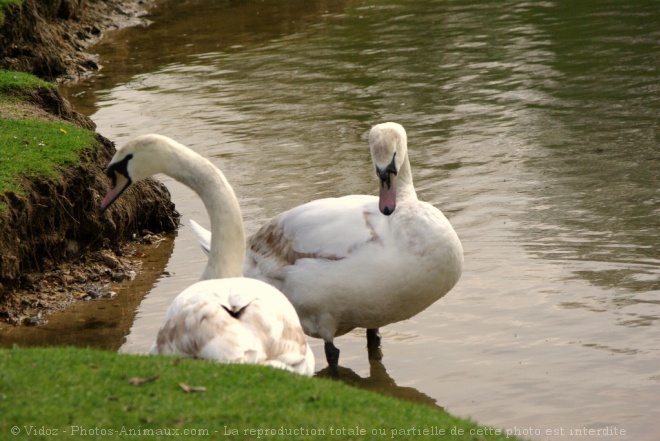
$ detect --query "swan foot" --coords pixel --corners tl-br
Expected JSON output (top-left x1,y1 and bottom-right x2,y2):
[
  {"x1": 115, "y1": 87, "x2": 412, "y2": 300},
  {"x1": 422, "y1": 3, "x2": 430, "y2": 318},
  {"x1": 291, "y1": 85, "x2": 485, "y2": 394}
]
[
  {"x1": 324, "y1": 341, "x2": 340, "y2": 375},
  {"x1": 367, "y1": 328, "x2": 383, "y2": 361}
]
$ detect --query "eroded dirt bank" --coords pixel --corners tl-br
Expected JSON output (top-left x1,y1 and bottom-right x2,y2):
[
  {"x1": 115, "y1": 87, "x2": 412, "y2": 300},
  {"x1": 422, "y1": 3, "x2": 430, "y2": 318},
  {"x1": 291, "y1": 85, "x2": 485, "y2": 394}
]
[
  {"x1": 0, "y1": 0, "x2": 153, "y2": 81},
  {"x1": 0, "y1": 0, "x2": 180, "y2": 324}
]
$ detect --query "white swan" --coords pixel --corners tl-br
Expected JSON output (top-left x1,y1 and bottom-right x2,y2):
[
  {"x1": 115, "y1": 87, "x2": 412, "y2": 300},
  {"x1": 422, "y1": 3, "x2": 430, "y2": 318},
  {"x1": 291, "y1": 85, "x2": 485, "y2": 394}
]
[
  {"x1": 191, "y1": 122, "x2": 464, "y2": 371},
  {"x1": 100, "y1": 134, "x2": 314, "y2": 376}
]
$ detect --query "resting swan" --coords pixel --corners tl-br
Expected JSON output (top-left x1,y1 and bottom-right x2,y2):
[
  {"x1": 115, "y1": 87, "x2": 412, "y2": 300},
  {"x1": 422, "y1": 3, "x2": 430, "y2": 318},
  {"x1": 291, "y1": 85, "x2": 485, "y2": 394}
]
[
  {"x1": 191, "y1": 122, "x2": 464, "y2": 371},
  {"x1": 100, "y1": 134, "x2": 314, "y2": 376}
]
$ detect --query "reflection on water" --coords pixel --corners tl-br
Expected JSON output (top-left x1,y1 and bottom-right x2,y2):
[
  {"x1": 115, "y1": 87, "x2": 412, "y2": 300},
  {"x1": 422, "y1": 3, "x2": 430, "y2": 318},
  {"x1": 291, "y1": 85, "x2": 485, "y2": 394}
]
[
  {"x1": 65, "y1": 0, "x2": 348, "y2": 116},
  {"x1": 0, "y1": 236, "x2": 175, "y2": 350},
  {"x1": 47, "y1": 0, "x2": 660, "y2": 439},
  {"x1": 316, "y1": 358, "x2": 441, "y2": 410}
]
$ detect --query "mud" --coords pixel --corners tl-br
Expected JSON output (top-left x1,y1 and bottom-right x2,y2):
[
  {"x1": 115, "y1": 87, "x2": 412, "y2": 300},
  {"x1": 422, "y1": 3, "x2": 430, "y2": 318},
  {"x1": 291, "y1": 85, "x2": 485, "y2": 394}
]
[
  {"x1": 0, "y1": 0, "x2": 154, "y2": 82},
  {"x1": 0, "y1": 0, "x2": 180, "y2": 325}
]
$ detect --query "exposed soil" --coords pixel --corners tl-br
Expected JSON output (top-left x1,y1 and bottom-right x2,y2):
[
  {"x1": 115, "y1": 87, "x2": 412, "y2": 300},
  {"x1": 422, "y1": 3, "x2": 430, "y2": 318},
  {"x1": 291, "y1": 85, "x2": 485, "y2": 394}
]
[
  {"x1": 0, "y1": 0, "x2": 154, "y2": 82},
  {"x1": 0, "y1": 0, "x2": 180, "y2": 325},
  {"x1": 1, "y1": 234, "x2": 166, "y2": 326}
]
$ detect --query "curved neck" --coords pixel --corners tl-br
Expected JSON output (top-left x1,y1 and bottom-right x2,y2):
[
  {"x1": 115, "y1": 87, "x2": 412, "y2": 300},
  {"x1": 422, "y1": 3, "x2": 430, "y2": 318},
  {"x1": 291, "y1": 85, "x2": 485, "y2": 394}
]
[{"x1": 164, "y1": 144, "x2": 245, "y2": 279}]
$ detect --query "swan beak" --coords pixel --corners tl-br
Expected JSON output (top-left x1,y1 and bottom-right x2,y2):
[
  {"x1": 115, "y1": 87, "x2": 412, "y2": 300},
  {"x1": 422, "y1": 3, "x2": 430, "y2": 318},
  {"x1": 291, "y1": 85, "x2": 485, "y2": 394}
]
[
  {"x1": 377, "y1": 153, "x2": 397, "y2": 216},
  {"x1": 100, "y1": 172, "x2": 131, "y2": 212},
  {"x1": 378, "y1": 172, "x2": 397, "y2": 216}
]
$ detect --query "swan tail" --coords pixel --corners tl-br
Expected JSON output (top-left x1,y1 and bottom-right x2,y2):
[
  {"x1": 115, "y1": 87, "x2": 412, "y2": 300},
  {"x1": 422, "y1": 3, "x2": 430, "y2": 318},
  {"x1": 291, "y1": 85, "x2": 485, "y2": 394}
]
[{"x1": 189, "y1": 219, "x2": 211, "y2": 256}]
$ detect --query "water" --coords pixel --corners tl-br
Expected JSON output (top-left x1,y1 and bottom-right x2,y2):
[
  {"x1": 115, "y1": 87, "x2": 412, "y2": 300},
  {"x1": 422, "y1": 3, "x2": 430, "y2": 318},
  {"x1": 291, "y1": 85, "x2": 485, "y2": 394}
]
[{"x1": 29, "y1": 0, "x2": 660, "y2": 438}]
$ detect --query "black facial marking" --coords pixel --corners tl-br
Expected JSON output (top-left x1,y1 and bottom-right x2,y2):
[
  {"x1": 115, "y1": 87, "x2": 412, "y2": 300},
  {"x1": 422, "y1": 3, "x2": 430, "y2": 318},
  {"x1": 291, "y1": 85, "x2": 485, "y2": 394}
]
[
  {"x1": 376, "y1": 152, "x2": 397, "y2": 189},
  {"x1": 105, "y1": 154, "x2": 133, "y2": 188},
  {"x1": 100, "y1": 153, "x2": 135, "y2": 213}
]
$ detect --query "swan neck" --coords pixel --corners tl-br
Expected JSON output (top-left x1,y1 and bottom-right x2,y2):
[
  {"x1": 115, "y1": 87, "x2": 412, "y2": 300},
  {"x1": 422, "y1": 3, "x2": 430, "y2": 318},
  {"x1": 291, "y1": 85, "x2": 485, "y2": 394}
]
[
  {"x1": 397, "y1": 153, "x2": 417, "y2": 201},
  {"x1": 165, "y1": 146, "x2": 245, "y2": 279}
]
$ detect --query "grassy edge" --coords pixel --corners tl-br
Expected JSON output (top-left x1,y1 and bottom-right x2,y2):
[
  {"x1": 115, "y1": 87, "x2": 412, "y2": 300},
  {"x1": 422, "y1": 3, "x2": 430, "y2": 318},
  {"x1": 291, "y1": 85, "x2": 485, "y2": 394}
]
[
  {"x1": 0, "y1": 0, "x2": 22, "y2": 27},
  {"x1": 0, "y1": 70, "x2": 94, "y2": 215},
  {"x1": 0, "y1": 119, "x2": 96, "y2": 215},
  {"x1": 0, "y1": 119, "x2": 96, "y2": 194},
  {"x1": 0, "y1": 69, "x2": 54, "y2": 92},
  {"x1": 0, "y1": 347, "x2": 526, "y2": 441}
]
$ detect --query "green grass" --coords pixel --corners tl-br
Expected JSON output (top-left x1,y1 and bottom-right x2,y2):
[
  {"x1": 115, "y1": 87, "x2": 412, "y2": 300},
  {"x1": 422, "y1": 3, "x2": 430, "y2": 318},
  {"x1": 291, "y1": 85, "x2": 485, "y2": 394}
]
[
  {"x1": 0, "y1": 69, "x2": 54, "y2": 93},
  {"x1": 0, "y1": 0, "x2": 23, "y2": 26},
  {"x1": 0, "y1": 118, "x2": 96, "y2": 212},
  {"x1": 0, "y1": 347, "x2": 524, "y2": 441},
  {"x1": 0, "y1": 70, "x2": 88, "y2": 214}
]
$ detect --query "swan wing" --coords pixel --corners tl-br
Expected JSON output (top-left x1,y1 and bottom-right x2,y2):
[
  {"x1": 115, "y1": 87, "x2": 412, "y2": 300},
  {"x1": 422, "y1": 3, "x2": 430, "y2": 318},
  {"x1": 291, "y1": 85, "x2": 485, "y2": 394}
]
[
  {"x1": 151, "y1": 280, "x2": 264, "y2": 363},
  {"x1": 244, "y1": 195, "x2": 388, "y2": 278},
  {"x1": 191, "y1": 195, "x2": 384, "y2": 263},
  {"x1": 233, "y1": 280, "x2": 315, "y2": 375},
  {"x1": 151, "y1": 278, "x2": 314, "y2": 375}
]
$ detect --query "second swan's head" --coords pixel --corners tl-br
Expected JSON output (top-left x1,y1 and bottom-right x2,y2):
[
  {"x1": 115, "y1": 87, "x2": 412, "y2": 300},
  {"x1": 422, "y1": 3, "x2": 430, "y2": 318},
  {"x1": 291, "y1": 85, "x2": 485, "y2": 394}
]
[
  {"x1": 100, "y1": 134, "x2": 177, "y2": 212},
  {"x1": 369, "y1": 122, "x2": 408, "y2": 216}
]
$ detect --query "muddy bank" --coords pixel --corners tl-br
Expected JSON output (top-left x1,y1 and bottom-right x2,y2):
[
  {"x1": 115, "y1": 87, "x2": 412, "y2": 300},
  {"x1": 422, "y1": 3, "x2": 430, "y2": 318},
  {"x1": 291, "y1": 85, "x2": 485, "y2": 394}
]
[
  {"x1": 0, "y1": 0, "x2": 154, "y2": 82},
  {"x1": 0, "y1": 86, "x2": 179, "y2": 323},
  {"x1": 0, "y1": 0, "x2": 180, "y2": 324}
]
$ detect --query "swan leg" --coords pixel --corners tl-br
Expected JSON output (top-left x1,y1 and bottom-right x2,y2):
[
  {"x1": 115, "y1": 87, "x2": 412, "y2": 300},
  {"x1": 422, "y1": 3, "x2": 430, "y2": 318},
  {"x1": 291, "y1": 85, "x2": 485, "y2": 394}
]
[
  {"x1": 367, "y1": 328, "x2": 383, "y2": 361},
  {"x1": 324, "y1": 341, "x2": 340, "y2": 373}
]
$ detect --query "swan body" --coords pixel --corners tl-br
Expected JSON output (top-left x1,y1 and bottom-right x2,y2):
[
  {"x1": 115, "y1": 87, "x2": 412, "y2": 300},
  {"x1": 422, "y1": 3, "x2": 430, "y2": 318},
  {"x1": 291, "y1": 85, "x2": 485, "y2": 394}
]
[
  {"x1": 100, "y1": 134, "x2": 314, "y2": 376},
  {"x1": 149, "y1": 278, "x2": 314, "y2": 375},
  {"x1": 191, "y1": 123, "x2": 464, "y2": 370}
]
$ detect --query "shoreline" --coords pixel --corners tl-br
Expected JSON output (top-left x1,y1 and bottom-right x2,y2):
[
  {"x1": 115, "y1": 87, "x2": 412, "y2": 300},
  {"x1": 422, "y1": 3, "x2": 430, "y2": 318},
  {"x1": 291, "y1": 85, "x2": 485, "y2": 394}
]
[
  {"x1": 0, "y1": 0, "x2": 156, "y2": 82},
  {"x1": 0, "y1": 0, "x2": 179, "y2": 325}
]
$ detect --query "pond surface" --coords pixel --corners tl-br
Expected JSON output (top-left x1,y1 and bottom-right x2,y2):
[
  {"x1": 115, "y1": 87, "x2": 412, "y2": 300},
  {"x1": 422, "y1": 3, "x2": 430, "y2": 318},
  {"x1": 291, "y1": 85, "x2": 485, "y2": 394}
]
[{"x1": 30, "y1": 0, "x2": 660, "y2": 438}]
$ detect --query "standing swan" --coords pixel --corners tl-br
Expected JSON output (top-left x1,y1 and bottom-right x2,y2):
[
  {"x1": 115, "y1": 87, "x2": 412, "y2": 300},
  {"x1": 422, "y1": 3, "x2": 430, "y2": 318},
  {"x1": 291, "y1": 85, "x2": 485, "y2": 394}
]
[
  {"x1": 100, "y1": 134, "x2": 314, "y2": 376},
  {"x1": 191, "y1": 123, "x2": 464, "y2": 371}
]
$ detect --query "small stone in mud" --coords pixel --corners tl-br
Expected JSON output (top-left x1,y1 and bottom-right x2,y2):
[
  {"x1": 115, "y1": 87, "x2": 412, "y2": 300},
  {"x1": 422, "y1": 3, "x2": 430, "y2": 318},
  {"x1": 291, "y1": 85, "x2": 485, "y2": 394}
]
[
  {"x1": 112, "y1": 272, "x2": 128, "y2": 282},
  {"x1": 102, "y1": 291, "x2": 117, "y2": 299},
  {"x1": 86, "y1": 287, "x2": 102, "y2": 299},
  {"x1": 101, "y1": 253, "x2": 121, "y2": 269},
  {"x1": 23, "y1": 313, "x2": 46, "y2": 326},
  {"x1": 142, "y1": 234, "x2": 159, "y2": 244}
]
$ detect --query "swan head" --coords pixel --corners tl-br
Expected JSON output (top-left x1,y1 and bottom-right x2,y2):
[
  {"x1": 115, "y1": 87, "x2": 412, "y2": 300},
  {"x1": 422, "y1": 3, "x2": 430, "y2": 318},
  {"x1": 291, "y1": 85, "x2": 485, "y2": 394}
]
[
  {"x1": 100, "y1": 134, "x2": 173, "y2": 211},
  {"x1": 369, "y1": 122, "x2": 408, "y2": 216}
]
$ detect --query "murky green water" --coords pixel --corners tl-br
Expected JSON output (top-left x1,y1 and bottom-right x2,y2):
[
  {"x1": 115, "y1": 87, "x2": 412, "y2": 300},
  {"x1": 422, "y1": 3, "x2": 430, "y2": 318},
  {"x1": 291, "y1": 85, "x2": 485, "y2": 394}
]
[{"x1": 25, "y1": 0, "x2": 660, "y2": 437}]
